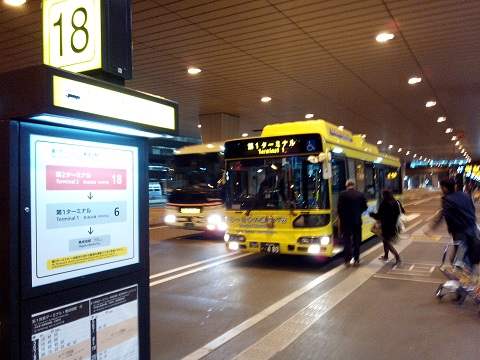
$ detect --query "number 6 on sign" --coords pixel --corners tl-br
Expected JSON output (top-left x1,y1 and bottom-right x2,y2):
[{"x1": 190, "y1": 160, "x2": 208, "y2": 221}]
[{"x1": 43, "y1": 0, "x2": 102, "y2": 73}]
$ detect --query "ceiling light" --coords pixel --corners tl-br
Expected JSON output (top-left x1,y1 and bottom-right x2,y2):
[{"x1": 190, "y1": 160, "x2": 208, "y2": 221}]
[
  {"x1": 425, "y1": 100, "x2": 437, "y2": 108},
  {"x1": 398, "y1": 148, "x2": 403, "y2": 153},
  {"x1": 261, "y1": 96, "x2": 272, "y2": 103},
  {"x1": 3, "y1": 0, "x2": 26, "y2": 6},
  {"x1": 445, "y1": 128, "x2": 453, "y2": 134},
  {"x1": 455, "y1": 141, "x2": 460, "y2": 146},
  {"x1": 377, "y1": 140, "x2": 383, "y2": 145},
  {"x1": 408, "y1": 76, "x2": 422, "y2": 85},
  {"x1": 406, "y1": 151, "x2": 411, "y2": 155},
  {"x1": 413, "y1": 154, "x2": 417, "y2": 158},
  {"x1": 419, "y1": 156, "x2": 423, "y2": 160},
  {"x1": 338, "y1": 125, "x2": 344, "y2": 130},
  {"x1": 305, "y1": 113, "x2": 314, "y2": 119},
  {"x1": 388, "y1": 144, "x2": 393, "y2": 149},
  {"x1": 241, "y1": 133, "x2": 248, "y2": 137},
  {"x1": 187, "y1": 67, "x2": 202, "y2": 75},
  {"x1": 451, "y1": 135, "x2": 457, "y2": 141},
  {"x1": 197, "y1": 124, "x2": 202, "y2": 128},
  {"x1": 437, "y1": 116, "x2": 446, "y2": 123},
  {"x1": 361, "y1": 134, "x2": 367, "y2": 139},
  {"x1": 376, "y1": 32, "x2": 395, "y2": 43}
]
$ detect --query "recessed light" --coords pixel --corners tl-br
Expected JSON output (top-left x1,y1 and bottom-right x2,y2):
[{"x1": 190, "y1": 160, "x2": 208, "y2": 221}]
[
  {"x1": 437, "y1": 116, "x2": 446, "y2": 123},
  {"x1": 338, "y1": 125, "x2": 344, "y2": 130},
  {"x1": 455, "y1": 141, "x2": 460, "y2": 146},
  {"x1": 425, "y1": 100, "x2": 437, "y2": 108},
  {"x1": 388, "y1": 144, "x2": 393, "y2": 149},
  {"x1": 241, "y1": 133, "x2": 248, "y2": 137},
  {"x1": 408, "y1": 76, "x2": 422, "y2": 85},
  {"x1": 406, "y1": 151, "x2": 411, "y2": 155},
  {"x1": 197, "y1": 124, "x2": 202, "y2": 128},
  {"x1": 261, "y1": 96, "x2": 272, "y2": 103},
  {"x1": 305, "y1": 113, "x2": 314, "y2": 119},
  {"x1": 451, "y1": 136, "x2": 457, "y2": 141},
  {"x1": 419, "y1": 156, "x2": 423, "y2": 160},
  {"x1": 3, "y1": 0, "x2": 26, "y2": 6},
  {"x1": 445, "y1": 128, "x2": 453, "y2": 133},
  {"x1": 413, "y1": 154, "x2": 417, "y2": 158},
  {"x1": 376, "y1": 32, "x2": 395, "y2": 43},
  {"x1": 377, "y1": 140, "x2": 383, "y2": 145},
  {"x1": 398, "y1": 148, "x2": 403, "y2": 153},
  {"x1": 187, "y1": 67, "x2": 202, "y2": 75}
]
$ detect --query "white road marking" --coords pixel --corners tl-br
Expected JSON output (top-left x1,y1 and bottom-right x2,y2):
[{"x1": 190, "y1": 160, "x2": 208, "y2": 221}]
[
  {"x1": 233, "y1": 236, "x2": 413, "y2": 360},
  {"x1": 182, "y1": 240, "x2": 390, "y2": 360},
  {"x1": 409, "y1": 265, "x2": 414, "y2": 271},
  {"x1": 404, "y1": 213, "x2": 420, "y2": 222},
  {"x1": 149, "y1": 225, "x2": 168, "y2": 230},
  {"x1": 150, "y1": 253, "x2": 252, "y2": 287},
  {"x1": 373, "y1": 274, "x2": 443, "y2": 284},
  {"x1": 150, "y1": 252, "x2": 240, "y2": 280}
]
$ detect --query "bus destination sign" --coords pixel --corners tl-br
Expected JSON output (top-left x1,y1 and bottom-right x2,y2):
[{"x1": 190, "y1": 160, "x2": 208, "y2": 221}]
[{"x1": 225, "y1": 134, "x2": 322, "y2": 158}]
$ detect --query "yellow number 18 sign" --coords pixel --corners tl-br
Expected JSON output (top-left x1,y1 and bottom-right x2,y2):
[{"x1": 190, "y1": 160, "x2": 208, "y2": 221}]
[{"x1": 43, "y1": 0, "x2": 102, "y2": 73}]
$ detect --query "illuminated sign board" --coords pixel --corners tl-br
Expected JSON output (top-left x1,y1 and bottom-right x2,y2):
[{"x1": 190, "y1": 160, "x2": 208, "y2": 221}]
[
  {"x1": 43, "y1": 0, "x2": 103, "y2": 73},
  {"x1": 409, "y1": 159, "x2": 467, "y2": 169},
  {"x1": 464, "y1": 164, "x2": 480, "y2": 180},
  {"x1": 225, "y1": 134, "x2": 322, "y2": 158},
  {"x1": 53, "y1": 75, "x2": 176, "y2": 131},
  {"x1": 30, "y1": 134, "x2": 139, "y2": 287},
  {"x1": 31, "y1": 285, "x2": 139, "y2": 359}
]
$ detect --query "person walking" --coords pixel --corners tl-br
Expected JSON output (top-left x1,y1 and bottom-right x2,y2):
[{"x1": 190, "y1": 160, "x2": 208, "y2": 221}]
[
  {"x1": 431, "y1": 178, "x2": 480, "y2": 269},
  {"x1": 338, "y1": 179, "x2": 368, "y2": 266},
  {"x1": 370, "y1": 189, "x2": 402, "y2": 266}
]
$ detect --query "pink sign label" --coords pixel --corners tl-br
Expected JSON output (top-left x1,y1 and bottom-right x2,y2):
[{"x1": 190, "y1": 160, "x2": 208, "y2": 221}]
[{"x1": 46, "y1": 165, "x2": 127, "y2": 190}]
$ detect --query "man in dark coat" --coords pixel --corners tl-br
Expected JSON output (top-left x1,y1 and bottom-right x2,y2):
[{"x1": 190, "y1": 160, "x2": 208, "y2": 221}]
[
  {"x1": 338, "y1": 179, "x2": 368, "y2": 266},
  {"x1": 432, "y1": 178, "x2": 480, "y2": 268}
]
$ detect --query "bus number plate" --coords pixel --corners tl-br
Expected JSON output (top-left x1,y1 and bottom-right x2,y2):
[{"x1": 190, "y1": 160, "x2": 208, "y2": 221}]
[{"x1": 261, "y1": 243, "x2": 280, "y2": 254}]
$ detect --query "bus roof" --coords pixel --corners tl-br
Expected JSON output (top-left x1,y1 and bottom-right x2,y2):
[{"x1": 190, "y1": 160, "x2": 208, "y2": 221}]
[
  {"x1": 175, "y1": 141, "x2": 225, "y2": 155},
  {"x1": 248, "y1": 119, "x2": 400, "y2": 167}
]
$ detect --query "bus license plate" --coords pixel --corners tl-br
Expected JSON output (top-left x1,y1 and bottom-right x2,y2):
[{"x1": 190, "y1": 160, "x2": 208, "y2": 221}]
[{"x1": 261, "y1": 243, "x2": 280, "y2": 254}]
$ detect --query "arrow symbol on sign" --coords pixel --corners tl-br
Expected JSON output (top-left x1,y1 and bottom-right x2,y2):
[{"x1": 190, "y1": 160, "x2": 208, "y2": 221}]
[
  {"x1": 87, "y1": 192, "x2": 93, "y2": 200},
  {"x1": 88, "y1": 227, "x2": 94, "y2": 235}
]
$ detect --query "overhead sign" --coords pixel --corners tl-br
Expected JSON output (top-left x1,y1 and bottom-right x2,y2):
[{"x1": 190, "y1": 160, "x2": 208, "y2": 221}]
[
  {"x1": 52, "y1": 75, "x2": 177, "y2": 131},
  {"x1": 31, "y1": 285, "x2": 139, "y2": 359},
  {"x1": 225, "y1": 134, "x2": 322, "y2": 159},
  {"x1": 43, "y1": 0, "x2": 103, "y2": 73},
  {"x1": 30, "y1": 134, "x2": 139, "y2": 287}
]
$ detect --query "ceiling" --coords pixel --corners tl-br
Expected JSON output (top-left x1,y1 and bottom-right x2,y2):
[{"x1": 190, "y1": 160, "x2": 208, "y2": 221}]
[{"x1": 1, "y1": 0, "x2": 479, "y2": 160}]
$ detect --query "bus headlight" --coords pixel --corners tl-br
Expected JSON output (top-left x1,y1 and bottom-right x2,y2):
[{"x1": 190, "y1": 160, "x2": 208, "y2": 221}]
[
  {"x1": 224, "y1": 233, "x2": 230, "y2": 242},
  {"x1": 164, "y1": 214, "x2": 176, "y2": 224},
  {"x1": 208, "y1": 214, "x2": 222, "y2": 225},
  {"x1": 320, "y1": 236, "x2": 330, "y2": 245},
  {"x1": 307, "y1": 244, "x2": 321, "y2": 254},
  {"x1": 228, "y1": 242, "x2": 240, "y2": 251}
]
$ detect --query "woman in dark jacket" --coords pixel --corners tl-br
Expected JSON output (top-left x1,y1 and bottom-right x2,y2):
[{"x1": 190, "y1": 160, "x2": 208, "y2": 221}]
[{"x1": 370, "y1": 189, "x2": 402, "y2": 265}]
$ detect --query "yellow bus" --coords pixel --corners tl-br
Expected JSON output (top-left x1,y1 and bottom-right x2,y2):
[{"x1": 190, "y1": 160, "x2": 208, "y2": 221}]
[{"x1": 223, "y1": 119, "x2": 401, "y2": 256}]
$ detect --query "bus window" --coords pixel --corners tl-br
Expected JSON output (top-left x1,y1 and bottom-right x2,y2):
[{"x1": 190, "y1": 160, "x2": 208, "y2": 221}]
[
  {"x1": 385, "y1": 167, "x2": 401, "y2": 194},
  {"x1": 347, "y1": 159, "x2": 356, "y2": 180},
  {"x1": 364, "y1": 162, "x2": 376, "y2": 199},
  {"x1": 331, "y1": 156, "x2": 346, "y2": 217},
  {"x1": 355, "y1": 161, "x2": 365, "y2": 195}
]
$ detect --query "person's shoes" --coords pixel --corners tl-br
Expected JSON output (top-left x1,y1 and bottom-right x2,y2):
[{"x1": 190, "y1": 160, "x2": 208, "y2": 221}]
[
  {"x1": 353, "y1": 260, "x2": 360, "y2": 266},
  {"x1": 378, "y1": 256, "x2": 388, "y2": 261},
  {"x1": 394, "y1": 259, "x2": 402, "y2": 267}
]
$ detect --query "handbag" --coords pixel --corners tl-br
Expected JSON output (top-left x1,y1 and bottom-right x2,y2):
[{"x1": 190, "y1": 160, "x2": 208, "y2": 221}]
[{"x1": 396, "y1": 200, "x2": 406, "y2": 233}]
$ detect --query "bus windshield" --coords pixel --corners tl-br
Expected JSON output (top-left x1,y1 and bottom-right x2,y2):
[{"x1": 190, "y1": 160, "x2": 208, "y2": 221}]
[
  {"x1": 170, "y1": 152, "x2": 223, "y2": 191},
  {"x1": 225, "y1": 156, "x2": 329, "y2": 211}
]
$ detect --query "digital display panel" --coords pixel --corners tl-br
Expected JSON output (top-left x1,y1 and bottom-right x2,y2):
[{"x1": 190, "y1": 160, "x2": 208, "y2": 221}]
[
  {"x1": 30, "y1": 134, "x2": 139, "y2": 287},
  {"x1": 225, "y1": 134, "x2": 322, "y2": 159}
]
